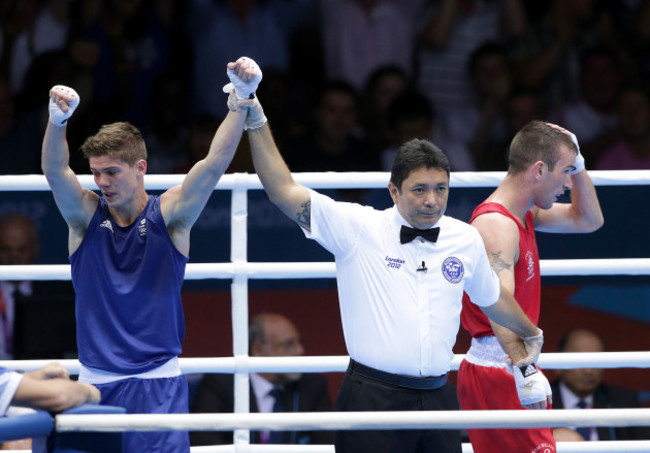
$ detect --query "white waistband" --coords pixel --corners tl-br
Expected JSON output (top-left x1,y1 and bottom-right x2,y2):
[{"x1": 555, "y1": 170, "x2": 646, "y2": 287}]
[
  {"x1": 78, "y1": 357, "x2": 181, "y2": 384},
  {"x1": 464, "y1": 336, "x2": 509, "y2": 368}
]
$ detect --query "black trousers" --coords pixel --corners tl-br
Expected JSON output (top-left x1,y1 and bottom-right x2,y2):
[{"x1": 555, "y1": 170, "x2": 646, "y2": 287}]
[{"x1": 334, "y1": 364, "x2": 462, "y2": 453}]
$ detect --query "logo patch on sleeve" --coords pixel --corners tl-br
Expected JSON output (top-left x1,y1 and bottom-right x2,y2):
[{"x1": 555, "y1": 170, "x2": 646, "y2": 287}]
[{"x1": 441, "y1": 257, "x2": 464, "y2": 283}]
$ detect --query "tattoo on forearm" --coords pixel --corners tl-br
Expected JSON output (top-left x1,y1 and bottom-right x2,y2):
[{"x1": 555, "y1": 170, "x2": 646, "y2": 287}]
[
  {"x1": 296, "y1": 200, "x2": 311, "y2": 228},
  {"x1": 490, "y1": 251, "x2": 512, "y2": 274}
]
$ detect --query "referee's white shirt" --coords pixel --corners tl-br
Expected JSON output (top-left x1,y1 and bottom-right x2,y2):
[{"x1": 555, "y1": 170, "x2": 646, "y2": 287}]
[{"x1": 303, "y1": 190, "x2": 500, "y2": 377}]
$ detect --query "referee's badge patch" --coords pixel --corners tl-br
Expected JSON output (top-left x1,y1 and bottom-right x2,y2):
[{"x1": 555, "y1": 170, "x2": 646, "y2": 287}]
[{"x1": 441, "y1": 257, "x2": 464, "y2": 283}]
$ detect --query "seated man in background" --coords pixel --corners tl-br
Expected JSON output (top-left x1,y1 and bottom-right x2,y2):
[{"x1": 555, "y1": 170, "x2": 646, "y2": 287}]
[
  {"x1": 190, "y1": 313, "x2": 333, "y2": 446},
  {"x1": 551, "y1": 328, "x2": 650, "y2": 440},
  {"x1": 0, "y1": 213, "x2": 76, "y2": 360}
]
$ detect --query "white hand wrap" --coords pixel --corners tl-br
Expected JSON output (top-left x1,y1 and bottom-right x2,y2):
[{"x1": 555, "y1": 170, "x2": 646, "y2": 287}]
[
  {"x1": 244, "y1": 97, "x2": 267, "y2": 131},
  {"x1": 48, "y1": 85, "x2": 80, "y2": 127},
  {"x1": 226, "y1": 90, "x2": 267, "y2": 130},
  {"x1": 512, "y1": 363, "x2": 552, "y2": 408},
  {"x1": 223, "y1": 56, "x2": 262, "y2": 100},
  {"x1": 568, "y1": 131, "x2": 585, "y2": 174},
  {"x1": 518, "y1": 329, "x2": 544, "y2": 367}
]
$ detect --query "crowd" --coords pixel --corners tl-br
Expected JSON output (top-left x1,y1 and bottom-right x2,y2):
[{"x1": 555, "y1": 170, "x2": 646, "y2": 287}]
[{"x1": 1, "y1": 0, "x2": 650, "y2": 178}]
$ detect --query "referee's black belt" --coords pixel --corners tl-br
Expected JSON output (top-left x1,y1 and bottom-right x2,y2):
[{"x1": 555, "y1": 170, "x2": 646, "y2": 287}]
[{"x1": 348, "y1": 359, "x2": 448, "y2": 390}]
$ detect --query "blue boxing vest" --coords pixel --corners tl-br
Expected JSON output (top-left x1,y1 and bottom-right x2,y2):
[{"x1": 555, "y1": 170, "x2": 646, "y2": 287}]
[{"x1": 70, "y1": 195, "x2": 188, "y2": 374}]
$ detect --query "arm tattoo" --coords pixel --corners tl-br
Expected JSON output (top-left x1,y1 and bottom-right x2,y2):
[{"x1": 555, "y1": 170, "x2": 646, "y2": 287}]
[
  {"x1": 490, "y1": 251, "x2": 512, "y2": 275},
  {"x1": 295, "y1": 200, "x2": 311, "y2": 229}
]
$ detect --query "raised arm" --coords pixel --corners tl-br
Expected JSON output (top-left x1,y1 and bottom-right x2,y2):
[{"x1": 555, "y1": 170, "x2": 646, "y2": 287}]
[
  {"x1": 42, "y1": 86, "x2": 99, "y2": 250},
  {"x1": 226, "y1": 57, "x2": 311, "y2": 230},
  {"x1": 247, "y1": 123, "x2": 311, "y2": 230},
  {"x1": 533, "y1": 127, "x2": 604, "y2": 233},
  {"x1": 160, "y1": 108, "x2": 246, "y2": 230}
]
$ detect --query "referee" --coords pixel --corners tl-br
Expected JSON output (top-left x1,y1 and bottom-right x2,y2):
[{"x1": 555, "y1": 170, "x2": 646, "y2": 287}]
[{"x1": 225, "y1": 57, "x2": 550, "y2": 453}]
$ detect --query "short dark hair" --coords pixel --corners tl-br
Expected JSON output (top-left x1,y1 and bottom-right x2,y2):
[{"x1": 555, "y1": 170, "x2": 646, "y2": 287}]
[
  {"x1": 390, "y1": 139, "x2": 450, "y2": 190},
  {"x1": 508, "y1": 121, "x2": 576, "y2": 175},
  {"x1": 81, "y1": 122, "x2": 147, "y2": 166}
]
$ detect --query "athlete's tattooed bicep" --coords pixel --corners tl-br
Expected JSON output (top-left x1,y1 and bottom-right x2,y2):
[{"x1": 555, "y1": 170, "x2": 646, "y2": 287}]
[
  {"x1": 295, "y1": 200, "x2": 311, "y2": 229},
  {"x1": 490, "y1": 251, "x2": 512, "y2": 275}
]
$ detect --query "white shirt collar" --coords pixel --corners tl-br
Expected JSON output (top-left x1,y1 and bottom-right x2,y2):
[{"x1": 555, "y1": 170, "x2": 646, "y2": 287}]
[{"x1": 559, "y1": 380, "x2": 594, "y2": 408}]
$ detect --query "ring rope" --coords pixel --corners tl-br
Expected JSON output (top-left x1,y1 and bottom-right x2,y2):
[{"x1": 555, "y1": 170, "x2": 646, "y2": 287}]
[
  {"x1": 2, "y1": 258, "x2": 650, "y2": 281},
  {"x1": 1, "y1": 170, "x2": 649, "y2": 192},
  {"x1": 2, "y1": 351, "x2": 650, "y2": 375},
  {"x1": 55, "y1": 409, "x2": 650, "y2": 432},
  {"x1": 189, "y1": 443, "x2": 650, "y2": 453}
]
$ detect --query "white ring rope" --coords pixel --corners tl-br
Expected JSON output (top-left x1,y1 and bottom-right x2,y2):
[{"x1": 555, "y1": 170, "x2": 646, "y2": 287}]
[
  {"x1": 0, "y1": 170, "x2": 649, "y2": 191},
  {"x1": 55, "y1": 409, "x2": 650, "y2": 432},
  {"x1": 2, "y1": 351, "x2": 650, "y2": 375},
  {"x1": 2, "y1": 257, "x2": 650, "y2": 281},
  {"x1": 189, "y1": 443, "x2": 650, "y2": 453}
]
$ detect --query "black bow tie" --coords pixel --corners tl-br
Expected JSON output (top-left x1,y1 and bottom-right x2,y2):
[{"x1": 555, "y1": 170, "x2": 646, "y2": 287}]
[{"x1": 400, "y1": 225, "x2": 440, "y2": 244}]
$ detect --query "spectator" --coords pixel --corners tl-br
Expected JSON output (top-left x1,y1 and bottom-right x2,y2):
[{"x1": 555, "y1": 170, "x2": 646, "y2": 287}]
[
  {"x1": 439, "y1": 42, "x2": 515, "y2": 171},
  {"x1": 381, "y1": 89, "x2": 435, "y2": 171},
  {"x1": 9, "y1": 0, "x2": 70, "y2": 96},
  {"x1": 190, "y1": 312, "x2": 333, "y2": 446},
  {"x1": 285, "y1": 80, "x2": 379, "y2": 172},
  {"x1": 505, "y1": 89, "x2": 548, "y2": 136},
  {"x1": 551, "y1": 328, "x2": 650, "y2": 441},
  {"x1": 78, "y1": 0, "x2": 179, "y2": 129},
  {"x1": 551, "y1": 45, "x2": 625, "y2": 160},
  {"x1": 361, "y1": 65, "x2": 411, "y2": 152},
  {"x1": 595, "y1": 86, "x2": 650, "y2": 170},
  {"x1": 0, "y1": 77, "x2": 42, "y2": 174},
  {"x1": 416, "y1": 0, "x2": 527, "y2": 125},
  {"x1": 0, "y1": 213, "x2": 75, "y2": 360},
  {"x1": 284, "y1": 79, "x2": 380, "y2": 202},
  {"x1": 144, "y1": 72, "x2": 190, "y2": 174},
  {"x1": 512, "y1": 0, "x2": 629, "y2": 114},
  {"x1": 186, "y1": 0, "x2": 293, "y2": 118},
  {"x1": 318, "y1": 0, "x2": 418, "y2": 90}
]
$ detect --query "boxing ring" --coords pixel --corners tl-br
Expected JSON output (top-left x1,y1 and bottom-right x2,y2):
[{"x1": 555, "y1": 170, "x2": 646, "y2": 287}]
[{"x1": 1, "y1": 170, "x2": 650, "y2": 452}]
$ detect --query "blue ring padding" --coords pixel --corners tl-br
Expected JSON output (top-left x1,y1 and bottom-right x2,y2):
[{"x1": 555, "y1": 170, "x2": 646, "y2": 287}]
[
  {"x1": 59, "y1": 404, "x2": 126, "y2": 415},
  {"x1": 0, "y1": 410, "x2": 53, "y2": 441}
]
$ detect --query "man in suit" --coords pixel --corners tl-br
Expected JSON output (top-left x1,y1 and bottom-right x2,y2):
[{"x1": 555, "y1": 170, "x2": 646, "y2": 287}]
[
  {"x1": 190, "y1": 312, "x2": 334, "y2": 446},
  {"x1": 0, "y1": 213, "x2": 76, "y2": 359},
  {"x1": 551, "y1": 328, "x2": 650, "y2": 441}
]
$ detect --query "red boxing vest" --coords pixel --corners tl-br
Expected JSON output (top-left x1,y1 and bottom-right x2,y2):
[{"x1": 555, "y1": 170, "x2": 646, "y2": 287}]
[{"x1": 461, "y1": 202, "x2": 541, "y2": 338}]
